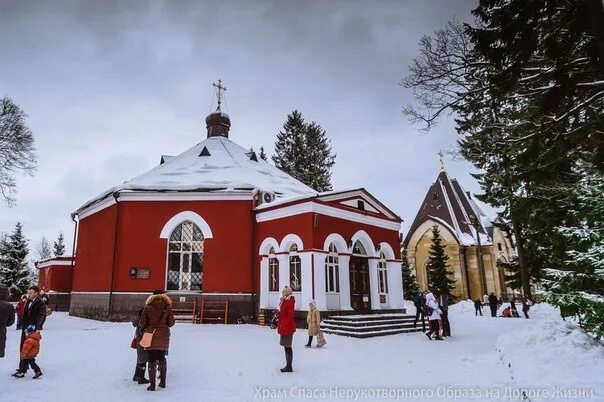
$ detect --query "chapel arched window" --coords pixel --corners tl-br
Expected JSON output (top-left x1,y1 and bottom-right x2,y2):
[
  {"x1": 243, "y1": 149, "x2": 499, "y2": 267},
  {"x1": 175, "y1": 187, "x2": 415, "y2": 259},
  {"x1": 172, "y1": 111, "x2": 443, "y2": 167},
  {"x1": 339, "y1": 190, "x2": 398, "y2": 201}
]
[
  {"x1": 167, "y1": 220, "x2": 203, "y2": 291},
  {"x1": 289, "y1": 244, "x2": 301, "y2": 292},
  {"x1": 268, "y1": 246, "x2": 279, "y2": 292},
  {"x1": 325, "y1": 243, "x2": 340, "y2": 293},
  {"x1": 378, "y1": 252, "x2": 388, "y2": 294}
]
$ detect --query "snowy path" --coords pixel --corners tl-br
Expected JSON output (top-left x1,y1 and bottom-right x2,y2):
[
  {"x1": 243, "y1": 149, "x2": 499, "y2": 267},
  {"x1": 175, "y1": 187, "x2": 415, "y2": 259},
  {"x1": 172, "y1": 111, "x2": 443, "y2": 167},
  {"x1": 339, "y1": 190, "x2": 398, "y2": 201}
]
[{"x1": 0, "y1": 307, "x2": 601, "y2": 402}]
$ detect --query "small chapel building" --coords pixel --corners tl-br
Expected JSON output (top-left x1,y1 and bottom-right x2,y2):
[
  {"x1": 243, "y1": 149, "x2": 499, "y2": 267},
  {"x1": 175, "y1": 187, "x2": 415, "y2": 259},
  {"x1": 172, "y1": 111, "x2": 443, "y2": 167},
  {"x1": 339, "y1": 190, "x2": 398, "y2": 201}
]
[
  {"x1": 403, "y1": 164, "x2": 515, "y2": 301},
  {"x1": 68, "y1": 97, "x2": 405, "y2": 322}
]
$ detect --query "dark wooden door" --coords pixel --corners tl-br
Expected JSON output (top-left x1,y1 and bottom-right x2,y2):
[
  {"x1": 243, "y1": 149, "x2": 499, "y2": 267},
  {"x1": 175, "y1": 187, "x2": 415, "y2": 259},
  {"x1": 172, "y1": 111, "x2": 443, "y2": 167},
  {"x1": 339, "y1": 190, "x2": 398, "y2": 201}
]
[{"x1": 349, "y1": 256, "x2": 371, "y2": 312}]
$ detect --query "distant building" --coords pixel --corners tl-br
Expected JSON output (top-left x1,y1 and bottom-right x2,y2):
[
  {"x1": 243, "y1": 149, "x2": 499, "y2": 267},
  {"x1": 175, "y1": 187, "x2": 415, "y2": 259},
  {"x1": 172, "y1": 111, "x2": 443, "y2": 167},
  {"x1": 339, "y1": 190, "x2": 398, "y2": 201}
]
[{"x1": 403, "y1": 165, "x2": 514, "y2": 301}]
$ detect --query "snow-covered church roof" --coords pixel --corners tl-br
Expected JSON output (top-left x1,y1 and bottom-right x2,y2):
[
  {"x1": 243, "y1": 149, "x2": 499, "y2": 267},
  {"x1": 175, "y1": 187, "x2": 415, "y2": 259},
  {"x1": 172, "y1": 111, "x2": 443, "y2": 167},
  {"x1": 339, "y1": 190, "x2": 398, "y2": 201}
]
[
  {"x1": 75, "y1": 110, "x2": 315, "y2": 214},
  {"x1": 403, "y1": 170, "x2": 493, "y2": 247}
]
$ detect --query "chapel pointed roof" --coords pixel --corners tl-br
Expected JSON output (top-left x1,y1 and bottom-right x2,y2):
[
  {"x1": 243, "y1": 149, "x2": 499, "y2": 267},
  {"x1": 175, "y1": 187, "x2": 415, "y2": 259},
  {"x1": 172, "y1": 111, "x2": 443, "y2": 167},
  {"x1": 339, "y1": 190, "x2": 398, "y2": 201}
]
[{"x1": 403, "y1": 170, "x2": 493, "y2": 247}]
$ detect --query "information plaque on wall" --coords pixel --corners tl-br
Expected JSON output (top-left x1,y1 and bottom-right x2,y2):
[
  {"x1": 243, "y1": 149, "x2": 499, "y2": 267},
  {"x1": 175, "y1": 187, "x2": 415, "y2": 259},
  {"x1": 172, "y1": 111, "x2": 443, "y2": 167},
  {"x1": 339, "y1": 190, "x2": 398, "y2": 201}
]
[{"x1": 136, "y1": 268, "x2": 150, "y2": 279}]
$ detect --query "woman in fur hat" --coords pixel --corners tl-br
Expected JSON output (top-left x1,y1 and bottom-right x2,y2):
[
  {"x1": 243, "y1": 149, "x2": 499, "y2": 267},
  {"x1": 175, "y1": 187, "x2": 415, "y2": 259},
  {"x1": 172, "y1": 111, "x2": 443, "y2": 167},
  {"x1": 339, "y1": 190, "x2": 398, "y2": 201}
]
[
  {"x1": 277, "y1": 286, "x2": 296, "y2": 372},
  {"x1": 305, "y1": 300, "x2": 321, "y2": 347},
  {"x1": 140, "y1": 291, "x2": 175, "y2": 391}
]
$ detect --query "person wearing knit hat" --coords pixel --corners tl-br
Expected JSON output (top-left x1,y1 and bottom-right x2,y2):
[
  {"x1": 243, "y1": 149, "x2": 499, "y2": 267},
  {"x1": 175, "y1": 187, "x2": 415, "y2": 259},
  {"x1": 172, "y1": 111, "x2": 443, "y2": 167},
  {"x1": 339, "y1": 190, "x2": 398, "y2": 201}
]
[
  {"x1": 305, "y1": 300, "x2": 321, "y2": 348},
  {"x1": 0, "y1": 284, "x2": 16, "y2": 358}
]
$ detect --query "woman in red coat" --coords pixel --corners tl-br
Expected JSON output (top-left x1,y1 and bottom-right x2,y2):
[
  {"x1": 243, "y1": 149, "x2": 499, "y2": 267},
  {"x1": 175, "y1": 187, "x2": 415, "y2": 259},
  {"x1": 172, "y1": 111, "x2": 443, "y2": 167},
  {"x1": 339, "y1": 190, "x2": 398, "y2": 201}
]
[{"x1": 277, "y1": 286, "x2": 296, "y2": 373}]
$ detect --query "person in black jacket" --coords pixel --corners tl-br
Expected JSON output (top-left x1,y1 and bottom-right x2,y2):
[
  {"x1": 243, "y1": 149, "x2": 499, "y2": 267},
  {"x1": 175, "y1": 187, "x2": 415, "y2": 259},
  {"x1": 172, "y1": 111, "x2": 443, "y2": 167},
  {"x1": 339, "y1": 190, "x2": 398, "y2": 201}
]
[
  {"x1": 474, "y1": 299, "x2": 483, "y2": 316},
  {"x1": 412, "y1": 292, "x2": 426, "y2": 331},
  {"x1": 0, "y1": 284, "x2": 16, "y2": 358},
  {"x1": 12, "y1": 286, "x2": 46, "y2": 377},
  {"x1": 436, "y1": 289, "x2": 451, "y2": 337},
  {"x1": 488, "y1": 293, "x2": 498, "y2": 317}
]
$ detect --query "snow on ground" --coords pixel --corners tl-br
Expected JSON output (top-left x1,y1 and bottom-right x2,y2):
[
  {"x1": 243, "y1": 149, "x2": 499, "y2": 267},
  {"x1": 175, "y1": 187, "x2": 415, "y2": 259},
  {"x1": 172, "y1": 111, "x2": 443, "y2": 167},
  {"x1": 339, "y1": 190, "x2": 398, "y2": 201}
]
[{"x1": 0, "y1": 305, "x2": 602, "y2": 402}]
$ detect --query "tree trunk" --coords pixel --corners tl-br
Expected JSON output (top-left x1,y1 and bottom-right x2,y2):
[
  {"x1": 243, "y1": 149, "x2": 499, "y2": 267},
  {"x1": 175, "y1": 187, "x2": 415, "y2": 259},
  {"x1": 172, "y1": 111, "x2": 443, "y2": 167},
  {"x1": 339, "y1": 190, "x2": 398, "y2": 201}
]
[{"x1": 511, "y1": 218, "x2": 532, "y2": 301}]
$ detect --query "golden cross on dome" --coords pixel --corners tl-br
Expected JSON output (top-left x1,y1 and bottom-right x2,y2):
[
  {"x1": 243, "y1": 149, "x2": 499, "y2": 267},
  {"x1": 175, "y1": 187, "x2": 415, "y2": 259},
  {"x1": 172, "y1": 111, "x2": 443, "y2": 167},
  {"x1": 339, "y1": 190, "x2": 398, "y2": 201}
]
[
  {"x1": 212, "y1": 79, "x2": 227, "y2": 110},
  {"x1": 438, "y1": 150, "x2": 445, "y2": 172}
]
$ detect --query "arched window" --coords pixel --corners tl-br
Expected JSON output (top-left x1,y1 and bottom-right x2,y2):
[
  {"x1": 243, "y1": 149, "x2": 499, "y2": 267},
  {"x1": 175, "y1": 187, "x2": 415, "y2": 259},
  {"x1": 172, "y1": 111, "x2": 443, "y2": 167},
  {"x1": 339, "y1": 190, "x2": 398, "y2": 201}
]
[
  {"x1": 289, "y1": 244, "x2": 301, "y2": 291},
  {"x1": 167, "y1": 220, "x2": 203, "y2": 291},
  {"x1": 325, "y1": 243, "x2": 340, "y2": 293},
  {"x1": 268, "y1": 247, "x2": 279, "y2": 292},
  {"x1": 378, "y1": 252, "x2": 388, "y2": 294}
]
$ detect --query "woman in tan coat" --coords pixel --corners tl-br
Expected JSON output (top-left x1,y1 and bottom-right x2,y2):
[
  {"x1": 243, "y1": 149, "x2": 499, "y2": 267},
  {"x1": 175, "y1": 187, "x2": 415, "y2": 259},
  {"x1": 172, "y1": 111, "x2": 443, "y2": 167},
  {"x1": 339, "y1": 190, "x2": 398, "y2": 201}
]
[
  {"x1": 140, "y1": 291, "x2": 175, "y2": 391},
  {"x1": 304, "y1": 300, "x2": 321, "y2": 347}
]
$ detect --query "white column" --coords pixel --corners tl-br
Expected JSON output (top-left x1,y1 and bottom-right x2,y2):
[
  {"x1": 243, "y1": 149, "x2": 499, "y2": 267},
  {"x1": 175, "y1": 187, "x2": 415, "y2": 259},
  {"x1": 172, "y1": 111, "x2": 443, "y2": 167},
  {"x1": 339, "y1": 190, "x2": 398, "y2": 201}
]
[
  {"x1": 259, "y1": 257, "x2": 269, "y2": 309},
  {"x1": 338, "y1": 255, "x2": 353, "y2": 310},
  {"x1": 368, "y1": 259, "x2": 381, "y2": 310},
  {"x1": 313, "y1": 252, "x2": 327, "y2": 311},
  {"x1": 387, "y1": 261, "x2": 405, "y2": 309},
  {"x1": 300, "y1": 252, "x2": 313, "y2": 311},
  {"x1": 277, "y1": 254, "x2": 289, "y2": 292}
]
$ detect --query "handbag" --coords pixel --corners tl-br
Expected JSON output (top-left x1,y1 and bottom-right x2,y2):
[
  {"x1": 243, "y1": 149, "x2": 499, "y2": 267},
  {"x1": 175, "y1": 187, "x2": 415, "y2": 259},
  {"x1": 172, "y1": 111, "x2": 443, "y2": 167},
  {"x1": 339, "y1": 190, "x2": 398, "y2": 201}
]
[
  {"x1": 316, "y1": 330, "x2": 327, "y2": 347},
  {"x1": 130, "y1": 337, "x2": 137, "y2": 349},
  {"x1": 139, "y1": 308, "x2": 167, "y2": 349}
]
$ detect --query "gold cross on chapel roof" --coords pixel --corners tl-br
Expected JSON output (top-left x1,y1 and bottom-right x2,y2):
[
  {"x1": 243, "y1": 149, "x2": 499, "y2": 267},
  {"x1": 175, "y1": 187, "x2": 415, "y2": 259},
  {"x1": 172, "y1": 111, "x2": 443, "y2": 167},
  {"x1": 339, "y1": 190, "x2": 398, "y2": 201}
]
[{"x1": 212, "y1": 79, "x2": 227, "y2": 110}]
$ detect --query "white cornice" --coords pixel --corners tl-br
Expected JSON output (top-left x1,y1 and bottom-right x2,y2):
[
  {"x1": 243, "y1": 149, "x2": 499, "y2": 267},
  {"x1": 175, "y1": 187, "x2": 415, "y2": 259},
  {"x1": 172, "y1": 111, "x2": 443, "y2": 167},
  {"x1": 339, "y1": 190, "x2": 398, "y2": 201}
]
[
  {"x1": 256, "y1": 202, "x2": 401, "y2": 231},
  {"x1": 37, "y1": 260, "x2": 74, "y2": 269}
]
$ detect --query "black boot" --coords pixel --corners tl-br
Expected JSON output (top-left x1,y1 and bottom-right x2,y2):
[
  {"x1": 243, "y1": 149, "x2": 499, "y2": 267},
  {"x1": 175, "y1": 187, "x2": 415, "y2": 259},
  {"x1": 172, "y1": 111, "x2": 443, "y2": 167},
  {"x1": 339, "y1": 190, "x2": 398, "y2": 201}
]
[
  {"x1": 137, "y1": 364, "x2": 150, "y2": 385},
  {"x1": 305, "y1": 336, "x2": 313, "y2": 347},
  {"x1": 280, "y1": 347, "x2": 293, "y2": 373},
  {"x1": 147, "y1": 362, "x2": 157, "y2": 391},
  {"x1": 158, "y1": 358, "x2": 167, "y2": 388}
]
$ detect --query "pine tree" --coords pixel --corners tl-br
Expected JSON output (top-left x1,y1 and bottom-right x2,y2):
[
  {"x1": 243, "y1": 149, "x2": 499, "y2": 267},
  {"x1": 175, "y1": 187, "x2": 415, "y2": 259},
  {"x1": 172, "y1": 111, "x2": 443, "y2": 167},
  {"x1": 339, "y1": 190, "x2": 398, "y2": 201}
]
[
  {"x1": 53, "y1": 232, "x2": 66, "y2": 257},
  {"x1": 272, "y1": 110, "x2": 336, "y2": 191},
  {"x1": 426, "y1": 225, "x2": 456, "y2": 295},
  {"x1": 401, "y1": 254, "x2": 420, "y2": 300},
  {"x1": 0, "y1": 223, "x2": 31, "y2": 298},
  {"x1": 259, "y1": 146, "x2": 268, "y2": 161},
  {"x1": 544, "y1": 171, "x2": 604, "y2": 338}
]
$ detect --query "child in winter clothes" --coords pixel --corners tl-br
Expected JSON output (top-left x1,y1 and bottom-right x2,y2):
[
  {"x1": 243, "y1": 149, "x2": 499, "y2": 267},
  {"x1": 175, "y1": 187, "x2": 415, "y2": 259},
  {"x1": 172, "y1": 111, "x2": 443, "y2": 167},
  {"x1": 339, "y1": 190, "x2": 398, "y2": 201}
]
[{"x1": 15, "y1": 325, "x2": 42, "y2": 379}]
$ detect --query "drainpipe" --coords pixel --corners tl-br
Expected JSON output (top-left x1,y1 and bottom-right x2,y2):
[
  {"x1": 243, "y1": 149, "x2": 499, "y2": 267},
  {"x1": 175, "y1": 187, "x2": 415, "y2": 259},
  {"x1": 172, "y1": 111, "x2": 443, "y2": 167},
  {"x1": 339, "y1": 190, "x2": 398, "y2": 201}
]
[
  {"x1": 461, "y1": 246, "x2": 472, "y2": 300},
  {"x1": 108, "y1": 192, "x2": 121, "y2": 321},
  {"x1": 250, "y1": 199, "x2": 257, "y2": 321},
  {"x1": 69, "y1": 213, "x2": 78, "y2": 304}
]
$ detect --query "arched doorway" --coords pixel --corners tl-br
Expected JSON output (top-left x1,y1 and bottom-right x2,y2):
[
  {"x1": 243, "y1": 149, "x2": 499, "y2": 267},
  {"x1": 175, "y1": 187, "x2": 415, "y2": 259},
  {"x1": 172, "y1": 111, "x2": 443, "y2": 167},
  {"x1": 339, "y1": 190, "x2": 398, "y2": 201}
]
[{"x1": 350, "y1": 240, "x2": 370, "y2": 312}]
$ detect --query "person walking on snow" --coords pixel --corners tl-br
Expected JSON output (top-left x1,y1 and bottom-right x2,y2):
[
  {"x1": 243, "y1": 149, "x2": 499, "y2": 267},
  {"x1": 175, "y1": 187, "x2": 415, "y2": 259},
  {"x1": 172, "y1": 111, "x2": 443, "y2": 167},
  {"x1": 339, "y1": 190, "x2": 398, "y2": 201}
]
[
  {"x1": 277, "y1": 286, "x2": 296, "y2": 372},
  {"x1": 305, "y1": 300, "x2": 321, "y2": 347},
  {"x1": 474, "y1": 299, "x2": 483, "y2": 316},
  {"x1": 521, "y1": 299, "x2": 531, "y2": 319},
  {"x1": 140, "y1": 291, "x2": 175, "y2": 391},
  {"x1": 488, "y1": 293, "x2": 498, "y2": 317},
  {"x1": 412, "y1": 291, "x2": 426, "y2": 331},
  {"x1": 436, "y1": 288, "x2": 451, "y2": 337},
  {"x1": 0, "y1": 284, "x2": 16, "y2": 359},
  {"x1": 424, "y1": 291, "x2": 443, "y2": 340},
  {"x1": 14, "y1": 325, "x2": 42, "y2": 379},
  {"x1": 131, "y1": 307, "x2": 150, "y2": 385},
  {"x1": 13, "y1": 286, "x2": 46, "y2": 377}
]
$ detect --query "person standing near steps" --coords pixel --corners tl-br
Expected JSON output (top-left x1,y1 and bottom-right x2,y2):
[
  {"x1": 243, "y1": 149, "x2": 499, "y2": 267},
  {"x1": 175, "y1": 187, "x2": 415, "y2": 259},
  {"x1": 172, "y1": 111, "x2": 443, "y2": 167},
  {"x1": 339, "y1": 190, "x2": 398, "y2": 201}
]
[
  {"x1": 305, "y1": 300, "x2": 321, "y2": 348},
  {"x1": 277, "y1": 286, "x2": 296, "y2": 372}
]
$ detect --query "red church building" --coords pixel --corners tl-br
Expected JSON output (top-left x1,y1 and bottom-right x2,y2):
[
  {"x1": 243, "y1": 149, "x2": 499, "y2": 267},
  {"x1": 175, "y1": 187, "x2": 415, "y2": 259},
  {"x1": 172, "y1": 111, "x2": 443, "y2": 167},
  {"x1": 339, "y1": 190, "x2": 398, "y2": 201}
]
[{"x1": 67, "y1": 102, "x2": 405, "y2": 322}]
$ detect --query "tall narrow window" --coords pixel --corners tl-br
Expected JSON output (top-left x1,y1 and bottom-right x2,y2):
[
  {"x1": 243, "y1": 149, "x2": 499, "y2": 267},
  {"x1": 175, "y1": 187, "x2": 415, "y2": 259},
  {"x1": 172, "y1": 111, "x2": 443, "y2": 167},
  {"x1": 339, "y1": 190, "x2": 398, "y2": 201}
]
[
  {"x1": 167, "y1": 220, "x2": 204, "y2": 291},
  {"x1": 378, "y1": 252, "x2": 388, "y2": 294},
  {"x1": 268, "y1": 247, "x2": 279, "y2": 291},
  {"x1": 325, "y1": 243, "x2": 340, "y2": 293},
  {"x1": 289, "y1": 244, "x2": 302, "y2": 291}
]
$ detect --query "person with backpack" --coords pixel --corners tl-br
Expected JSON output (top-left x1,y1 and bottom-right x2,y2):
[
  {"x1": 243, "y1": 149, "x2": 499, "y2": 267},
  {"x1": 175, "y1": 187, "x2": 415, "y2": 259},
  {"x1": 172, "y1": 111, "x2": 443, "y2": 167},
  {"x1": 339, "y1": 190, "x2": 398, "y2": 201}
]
[
  {"x1": 424, "y1": 291, "x2": 443, "y2": 340},
  {"x1": 14, "y1": 325, "x2": 43, "y2": 379},
  {"x1": 277, "y1": 286, "x2": 296, "y2": 372},
  {"x1": 0, "y1": 284, "x2": 16, "y2": 359},
  {"x1": 474, "y1": 299, "x2": 483, "y2": 316},
  {"x1": 412, "y1": 291, "x2": 426, "y2": 331},
  {"x1": 140, "y1": 291, "x2": 175, "y2": 391}
]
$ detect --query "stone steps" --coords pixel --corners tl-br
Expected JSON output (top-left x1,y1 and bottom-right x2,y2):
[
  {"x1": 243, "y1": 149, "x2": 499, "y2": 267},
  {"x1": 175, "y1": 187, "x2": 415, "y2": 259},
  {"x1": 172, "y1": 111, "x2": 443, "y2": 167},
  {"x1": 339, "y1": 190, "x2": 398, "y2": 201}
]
[{"x1": 320, "y1": 314, "x2": 425, "y2": 338}]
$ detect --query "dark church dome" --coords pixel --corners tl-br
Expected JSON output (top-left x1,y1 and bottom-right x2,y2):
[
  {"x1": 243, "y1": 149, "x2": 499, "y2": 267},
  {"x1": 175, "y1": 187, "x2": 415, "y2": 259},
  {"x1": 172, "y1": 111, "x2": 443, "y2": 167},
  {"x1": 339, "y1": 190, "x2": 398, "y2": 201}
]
[{"x1": 205, "y1": 110, "x2": 231, "y2": 138}]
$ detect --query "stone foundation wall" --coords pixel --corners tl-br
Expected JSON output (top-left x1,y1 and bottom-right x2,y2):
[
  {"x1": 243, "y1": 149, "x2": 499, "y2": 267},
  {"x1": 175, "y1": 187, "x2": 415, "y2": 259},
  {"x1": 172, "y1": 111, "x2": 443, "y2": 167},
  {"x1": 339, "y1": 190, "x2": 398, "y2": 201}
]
[{"x1": 47, "y1": 293, "x2": 71, "y2": 312}]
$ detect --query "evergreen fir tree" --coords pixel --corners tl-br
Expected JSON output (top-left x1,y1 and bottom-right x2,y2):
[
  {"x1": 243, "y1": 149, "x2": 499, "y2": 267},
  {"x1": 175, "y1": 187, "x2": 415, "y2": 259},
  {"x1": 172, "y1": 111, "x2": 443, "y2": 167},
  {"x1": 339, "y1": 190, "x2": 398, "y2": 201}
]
[
  {"x1": 426, "y1": 225, "x2": 456, "y2": 295},
  {"x1": 53, "y1": 231, "x2": 66, "y2": 257},
  {"x1": 0, "y1": 222, "x2": 31, "y2": 298},
  {"x1": 272, "y1": 110, "x2": 336, "y2": 191},
  {"x1": 259, "y1": 146, "x2": 267, "y2": 161},
  {"x1": 401, "y1": 254, "x2": 420, "y2": 300}
]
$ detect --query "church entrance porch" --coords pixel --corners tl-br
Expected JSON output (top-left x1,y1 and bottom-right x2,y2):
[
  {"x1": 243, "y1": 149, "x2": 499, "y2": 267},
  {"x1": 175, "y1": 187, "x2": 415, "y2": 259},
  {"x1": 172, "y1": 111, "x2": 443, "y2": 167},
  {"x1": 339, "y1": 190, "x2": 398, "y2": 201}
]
[{"x1": 349, "y1": 256, "x2": 371, "y2": 312}]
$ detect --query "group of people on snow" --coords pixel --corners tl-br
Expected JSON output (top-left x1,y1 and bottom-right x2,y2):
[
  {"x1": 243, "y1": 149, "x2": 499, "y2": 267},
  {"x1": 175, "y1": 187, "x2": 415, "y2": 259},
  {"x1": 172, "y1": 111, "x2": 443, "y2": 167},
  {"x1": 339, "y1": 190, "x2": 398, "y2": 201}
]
[
  {"x1": 0, "y1": 285, "x2": 48, "y2": 380},
  {"x1": 276, "y1": 286, "x2": 326, "y2": 373},
  {"x1": 473, "y1": 293, "x2": 531, "y2": 319},
  {"x1": 412, "y1": 288, "x2": 451, "y2": 341},
  {"x1": 130, "y1": 289, "x2": 175, "y2": 391}
]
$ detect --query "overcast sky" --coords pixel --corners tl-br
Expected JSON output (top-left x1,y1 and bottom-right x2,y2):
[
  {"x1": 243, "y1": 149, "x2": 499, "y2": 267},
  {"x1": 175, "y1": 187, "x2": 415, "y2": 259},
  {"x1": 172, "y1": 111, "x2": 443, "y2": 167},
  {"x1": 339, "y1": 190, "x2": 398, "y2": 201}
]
[{"x1": 0, "y1": 0, "x2": 484, "y2": 256}]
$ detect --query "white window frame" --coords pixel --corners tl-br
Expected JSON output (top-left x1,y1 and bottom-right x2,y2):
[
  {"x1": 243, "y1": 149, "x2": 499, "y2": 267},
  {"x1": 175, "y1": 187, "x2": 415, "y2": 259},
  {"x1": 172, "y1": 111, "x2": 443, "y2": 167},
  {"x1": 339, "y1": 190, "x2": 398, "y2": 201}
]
[
  {"x1": 166, "y1": 220, "x2": 204, "y2": 291},
  {"x1": 289, "y1": 244, "x2": 302, "y2": 292},
  {"x1": 325, "y1": 243, "x2": 340, "y2": 293},
  {"x1": 378, "y1": 253, "x2": 388, "y2": 294}
]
